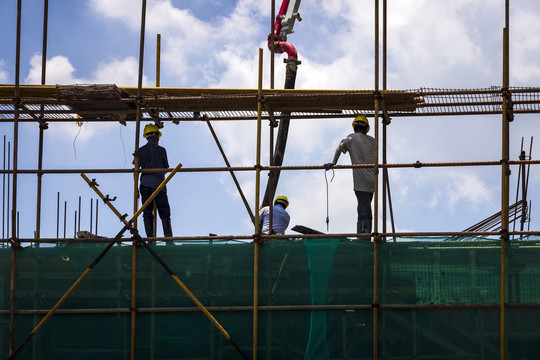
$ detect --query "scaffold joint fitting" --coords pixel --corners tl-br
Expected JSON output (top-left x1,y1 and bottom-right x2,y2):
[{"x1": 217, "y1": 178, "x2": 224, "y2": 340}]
[
  {"x1": 373, "y1": 233, "x2": 383, "y2": 243},
  {"x1": 253, "y1": 233, "x2": 263, "y2": 244},
  {"x1": 9, "y1": 238, "x2": 21, "y2": 249},
  {"x1": 104, "y1": 195, "x2": 117, "y2": 203}
]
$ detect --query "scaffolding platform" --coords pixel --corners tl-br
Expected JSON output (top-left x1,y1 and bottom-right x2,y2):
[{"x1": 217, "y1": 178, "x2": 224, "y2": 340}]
[{"x1": 2, "y1": 85, "x2": 540, "y2": 123}]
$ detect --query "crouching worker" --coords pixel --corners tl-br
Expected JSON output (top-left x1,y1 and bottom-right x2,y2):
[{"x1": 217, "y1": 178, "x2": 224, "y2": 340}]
[
  {"x1": 259, "y1": 195, "x2": 291, "y2": 235},
  {"x1": 136, "y1": 123, "x2": 173, "y2": 240}
]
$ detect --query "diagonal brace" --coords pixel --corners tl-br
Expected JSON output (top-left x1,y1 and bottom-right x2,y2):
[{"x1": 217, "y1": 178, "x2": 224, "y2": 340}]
[
  {"x1": 84, "y1": 165, "x2": 250, "y2": 359},
  {"x1": 9, "y1": 163, "x2": 182, "y2": 359}
]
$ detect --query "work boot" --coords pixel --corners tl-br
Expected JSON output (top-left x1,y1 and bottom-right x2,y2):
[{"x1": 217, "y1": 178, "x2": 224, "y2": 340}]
[
  {"x1": 144, "y1": 217, "x2": 154, "y2": 238},
  {"x1": 161, "y1": 218, "x2": 174, "y2": 245},
  {"x1": 356, "y1": 220, "x2": 372, "y2": 241}
]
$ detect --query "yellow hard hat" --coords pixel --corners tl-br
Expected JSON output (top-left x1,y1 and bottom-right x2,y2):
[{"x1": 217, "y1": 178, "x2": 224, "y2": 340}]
[
  {"x1": 352, "y1": 115, "x2": 370, "y2": 133},
  {"x1": 143, "y1": 124, "x2": 162, "y2": 138},
  {"x1": 274, "y1": 195, "x2": 289, "y2": 209}
]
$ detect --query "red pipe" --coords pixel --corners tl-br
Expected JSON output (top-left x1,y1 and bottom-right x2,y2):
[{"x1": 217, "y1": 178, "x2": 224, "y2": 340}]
[
  {"x1": 274, "y1": 0, "x2": 290, "y2": 40},
  {"x1": 268, "y1": 0, "x2": 298, "y2": 60},
  {"x1": 268, "y1": 39, "x2": 298, "y2": 59}
]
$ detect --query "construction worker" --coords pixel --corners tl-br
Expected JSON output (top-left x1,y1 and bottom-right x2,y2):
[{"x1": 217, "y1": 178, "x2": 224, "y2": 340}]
[
  {"x1": 136, "y1": 123, "x2": 173, "y2": 240},
  {"x1": 324, "y1": 115, "x2": 375, "y2": 239},
  {"x1": 259, "y1": 195, "x2": 291, "y2": 235}
]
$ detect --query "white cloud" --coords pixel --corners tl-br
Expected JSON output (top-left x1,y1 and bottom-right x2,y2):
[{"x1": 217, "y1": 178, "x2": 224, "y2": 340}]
[
  {"x1": 24, "y1": 54, "x2": 146, "y2": 87},
  {"x1": 89, "y1": 0, "x2": 141, "y2": 26},
  {"x1": 89, "y1": 0, "x2": 268, "y2": 88},
  {"x1": 446, "y1": 172, "x2": 497, "y2": 212},
  {"x1": 511, "y1": 5, "x2": 540, "y2": 85},
  {"x1": 93, "y1": 57, "x2": 147, "y2": 86},
  {"x1": 0, "y1": 60, "x2": 8, "y2": 83},
  {"x1": 386, "y1": 0, "x2": 500, "y2": 88},
  {"x1": 25, "y1": 54, "x2": 86, "y2": 85}
]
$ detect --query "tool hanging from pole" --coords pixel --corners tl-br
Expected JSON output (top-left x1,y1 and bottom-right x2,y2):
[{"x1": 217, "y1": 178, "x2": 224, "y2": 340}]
[{"x1": 262, "y1": 0, "x2": 302, "y2": 208}]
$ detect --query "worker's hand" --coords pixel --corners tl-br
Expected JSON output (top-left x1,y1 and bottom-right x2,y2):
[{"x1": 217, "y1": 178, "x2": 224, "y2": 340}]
[{"x1": 323, "y1": 162, "x2": 335, "y2": 170}]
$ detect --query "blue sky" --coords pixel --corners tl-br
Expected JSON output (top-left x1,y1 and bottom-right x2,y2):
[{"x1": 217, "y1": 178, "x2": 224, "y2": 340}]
[{"x1": 0, "y1": 0, "x2": 539, "y2": 241}]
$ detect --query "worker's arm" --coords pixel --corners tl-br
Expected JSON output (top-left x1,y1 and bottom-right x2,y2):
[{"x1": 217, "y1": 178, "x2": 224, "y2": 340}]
[
  {"x1": 324, "y1": 141, "x2": 347, "y2": 170},
  {"x1": 258, "y1": 207, "x2": 268, "y2": 232}
]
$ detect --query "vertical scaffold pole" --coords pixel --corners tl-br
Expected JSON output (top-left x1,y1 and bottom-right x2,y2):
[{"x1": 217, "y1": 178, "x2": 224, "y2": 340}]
[
  {"x1": 9, "y1": 0, "x2": 23, "y2": 357},
  {"x1": 500, "y1": 1, "x2": 510, "y2": 359},
  {"x1": 267, "y1": 4, "x2": 275, "y2": 358},
  {"x1": 253, "y1": 47, "x2": 264, "y2": 360},
  {"x1": 382, "y1": 0, "x2": 387, "y2": 241},
  {"x1": 150, "y1": 31, "x2": 161, "y2": 360},
  {"x1": 132, "y1": 0, "x2": 147, "y2": 358},
  {"x1": 36, "y1": 0, "x2": 48, "y2": 243},
  {"x1": 373, "y1": 1, "x2": 381, "y2": 359}
]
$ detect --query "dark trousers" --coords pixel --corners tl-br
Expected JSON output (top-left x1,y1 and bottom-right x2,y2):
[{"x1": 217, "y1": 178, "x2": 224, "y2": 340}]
[
  {"x1": 140, "y1": 185, "x2": 171, "y2": 220},
  {"x1": 355, "y1": 190, "x2": 373, "y2": 233}
]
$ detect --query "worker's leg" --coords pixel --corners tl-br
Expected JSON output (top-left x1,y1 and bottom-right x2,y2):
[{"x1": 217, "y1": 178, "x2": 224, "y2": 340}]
[
  {"x1": 355, "y1": 191, "x2": 373, "y2": 240},
  {"x1": 140, "y1": 186, "x2": 155, "y2": 237},
  {"x1": 154, "y1": 190, "x2": 173, "y2": 239}
]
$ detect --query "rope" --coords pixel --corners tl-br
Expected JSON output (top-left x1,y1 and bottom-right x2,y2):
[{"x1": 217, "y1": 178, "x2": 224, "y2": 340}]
[{"x1": 324, "y1": 169, "x2": 335, "y2": 231}]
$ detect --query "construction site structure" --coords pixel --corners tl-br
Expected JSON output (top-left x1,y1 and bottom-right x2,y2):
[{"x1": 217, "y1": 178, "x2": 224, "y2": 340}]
[{"x1": 1, "y1": 0, "x2": 540, "y2": 359}]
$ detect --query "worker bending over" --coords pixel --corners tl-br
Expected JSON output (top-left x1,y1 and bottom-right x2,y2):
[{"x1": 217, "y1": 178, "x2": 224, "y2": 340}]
[
  {"x1": 137, "y1": 124, "x2": 173, "y2": 240},
  {"x1": 259, "y1": 195, "x2": 291, "y2": 235},
  {"x1": 324, "y1": 115, "x2": 375, "y2": 239}
]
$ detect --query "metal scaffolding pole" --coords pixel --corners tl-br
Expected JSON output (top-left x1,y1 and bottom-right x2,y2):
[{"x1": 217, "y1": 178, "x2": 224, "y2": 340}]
[
  {"x1": 35, "y1": 0, "x2": 48, "y2": 243},
  {"x1": 9, "y1": 0, "x2": 23, "y2": 356},
  {"x1": 500, "y1": 1, "x2": 511, "y2": 359},
  {"x1": 131, "y1": 1, "x2": 147, "y2": 358},
  {"x1": 373, "y1": 1, "x2": 381, "y2": 358},
  {"x1": 253, "y1": 47, "x2": 264, "y2": 360}
]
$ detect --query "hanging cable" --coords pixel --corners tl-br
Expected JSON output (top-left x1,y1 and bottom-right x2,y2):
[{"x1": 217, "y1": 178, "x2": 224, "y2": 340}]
[
  {"x1": 118, "y1": 123, "x2": 127, "y2": 168},
  {"x1": 72, "y1": 121, "x2": 84, "y2": 160},
  {"x1": 324, "y1": 169, "x2": 335, "y2": 231}
]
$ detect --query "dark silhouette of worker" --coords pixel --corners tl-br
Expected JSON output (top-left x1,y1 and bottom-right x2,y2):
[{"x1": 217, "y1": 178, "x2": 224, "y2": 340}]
[{"x1": 137, "y1": 124, "x2": 173, "y2": 240}]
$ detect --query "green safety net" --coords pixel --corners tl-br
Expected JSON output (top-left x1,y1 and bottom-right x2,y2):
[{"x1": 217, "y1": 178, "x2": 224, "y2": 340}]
[
  {"x1": 1, "y1": 237, "x2": 540, "y2": 359},
  {"x1": 304, "y1": 238, "x2": 340, "y2": 360}
]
